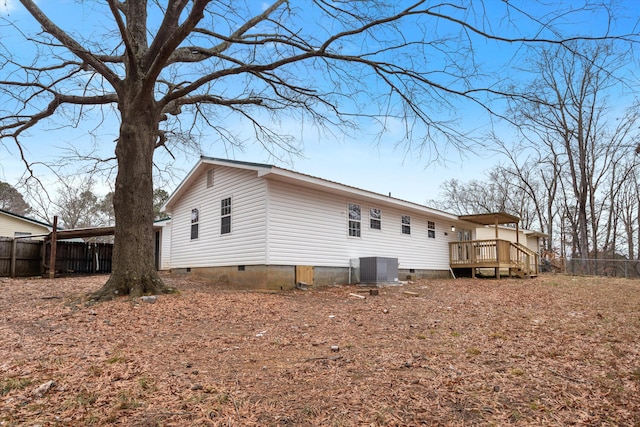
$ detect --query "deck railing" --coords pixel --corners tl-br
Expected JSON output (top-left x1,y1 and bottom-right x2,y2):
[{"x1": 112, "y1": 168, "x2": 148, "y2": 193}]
[
  {"x1": 449, "y1": 239, "x2": 538, "y2": 277},
  {"x1": 510, "y1": 242, "x2": 539, "y2": 276}
]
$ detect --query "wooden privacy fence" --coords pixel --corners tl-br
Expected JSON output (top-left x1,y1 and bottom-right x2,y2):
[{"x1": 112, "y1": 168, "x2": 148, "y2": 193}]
[
  {"x1": 0, "y1": 237, "x2": 113, "y2": 277},
  {"x1": 0, "y1": 238, "x2": 42, "y2": 277},
  {"x1": 44, "y1": 241, "x2": 113, "y2": 275}
]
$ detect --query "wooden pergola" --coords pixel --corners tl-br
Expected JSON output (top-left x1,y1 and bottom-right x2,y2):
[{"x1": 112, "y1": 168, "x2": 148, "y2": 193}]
[{"x1": 459, "y1": 212, "x2": 521, "y2": 242}]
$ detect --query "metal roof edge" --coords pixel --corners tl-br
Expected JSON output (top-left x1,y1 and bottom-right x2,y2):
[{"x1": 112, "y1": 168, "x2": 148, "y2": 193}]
[
  {"x1": 200, "y1": 156, "x2": 274, "y2": 170},
  {"x1": 0, "y1": 208, "x2": 54, "y2": 230},
  {"x1": 258, "y1": 165, "x2": 460, "y2": 220}
]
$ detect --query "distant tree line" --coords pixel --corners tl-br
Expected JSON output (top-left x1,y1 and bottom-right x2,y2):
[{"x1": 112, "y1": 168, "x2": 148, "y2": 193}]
[
  {"x1": 0, "y1": 178, "x2": 169, "y2": 230},
  {"x1": 430, "y1": 42, "x2": 640, "y2": 264}
]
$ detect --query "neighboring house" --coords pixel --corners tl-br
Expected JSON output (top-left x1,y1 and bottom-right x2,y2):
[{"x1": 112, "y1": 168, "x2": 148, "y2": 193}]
[
  {"x1": 475, "y1": 225, "x2": 545, "y2": 254},
  {"x1": 0, "y1": 208, "x2": 53, "y2": 239},
  {"x1": 161, "y1": 157, "x2": 489, "y2": 289}
]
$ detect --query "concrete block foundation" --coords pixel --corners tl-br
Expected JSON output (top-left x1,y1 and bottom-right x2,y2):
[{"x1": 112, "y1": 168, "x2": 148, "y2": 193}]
[{"x1": 170, "y1": 265, "x2": 451, "y2": 290}]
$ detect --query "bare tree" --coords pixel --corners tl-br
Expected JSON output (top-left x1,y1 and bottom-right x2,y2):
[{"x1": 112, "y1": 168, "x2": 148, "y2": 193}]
[
  {"x1": 0, "y1": 1, "x2": 636, "y2": 298},
  {"x1": 0, "y1": 181, "x2": 31, "y2": 215},
  {"x1": 430, "y1": 166, "x2": 539, "y2": 230},
  {"x1": 505, "y1": 42, "x2": 640, "y2": 264},
  {"x1": 53, "y1": 177, "x2": 103, "y2": 229}
]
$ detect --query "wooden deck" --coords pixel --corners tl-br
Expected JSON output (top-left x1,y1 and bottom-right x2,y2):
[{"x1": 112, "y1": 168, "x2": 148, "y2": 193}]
[{"x1": 449, "y1": 239, "x2": 539, "y2": 278}]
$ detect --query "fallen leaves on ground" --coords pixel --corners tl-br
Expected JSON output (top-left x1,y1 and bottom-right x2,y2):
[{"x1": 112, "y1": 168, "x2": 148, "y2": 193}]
[{"x1": 1, "y1": 274, "x2": 639, "y2": 426}]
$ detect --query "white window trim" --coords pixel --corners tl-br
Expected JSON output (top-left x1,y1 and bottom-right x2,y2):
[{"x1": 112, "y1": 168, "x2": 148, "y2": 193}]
[
  {"x1": 190, "y1": 208, "x2": 200, "y2": 240},
  {"x1": 220, "y1": 196, "x2": 232, "y2": 235},
  {"x1": 369, "y1": 207, "x2": 381, "y2": 230},
  {"x1": 428, "y1": 220, "x2": 436, "y2": 238},
  {"x1": 348, "y1": 202, "x2": 361, "y2": 238},
  {"x1": 401, "y1": 214, "x2": 411, "y2": 235}
]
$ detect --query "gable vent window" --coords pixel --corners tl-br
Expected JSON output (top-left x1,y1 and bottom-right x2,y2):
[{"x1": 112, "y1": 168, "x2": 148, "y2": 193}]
[
  {"x1": 191, "y1": 208, "x2": 199, "y2": 240},
  {"x1": 348, "y1": 203, "x2": 361, "y2": 237},
  {"x1": 402, "y1": 215, "x2": 411, "y2": 235},
  {"x1": 221, "y1": 197, "x2": 232, "y2": 235},
  {"x1": 370, "y1": 208, "x2": 381, "y2": 230},
  {"x1": 428, "y1": 221, "x2": 436, "y2": 238},
  {"x1": 207, "y1": 169, "x2": 214, "y2": 188}
]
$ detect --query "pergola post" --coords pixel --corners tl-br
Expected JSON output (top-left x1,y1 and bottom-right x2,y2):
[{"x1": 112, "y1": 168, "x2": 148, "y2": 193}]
[{"x1": 494, "y1": 217, "x2": 500, "y2": 278}]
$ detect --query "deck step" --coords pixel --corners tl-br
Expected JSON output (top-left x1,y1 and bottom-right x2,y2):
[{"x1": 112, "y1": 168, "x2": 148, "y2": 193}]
[{"x1": 511, "y1": 267, "x2": 535, "y2": 279}]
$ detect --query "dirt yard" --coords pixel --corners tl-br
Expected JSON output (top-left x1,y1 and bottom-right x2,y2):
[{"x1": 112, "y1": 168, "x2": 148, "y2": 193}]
[{"x1": 1, "y1": 274, "x2": 639, "y2": 426}]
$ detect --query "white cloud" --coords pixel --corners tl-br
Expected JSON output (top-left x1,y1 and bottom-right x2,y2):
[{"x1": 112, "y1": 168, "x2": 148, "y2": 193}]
[{"x1": 0, "y1": 0, "x2": 17, "y2": 15}]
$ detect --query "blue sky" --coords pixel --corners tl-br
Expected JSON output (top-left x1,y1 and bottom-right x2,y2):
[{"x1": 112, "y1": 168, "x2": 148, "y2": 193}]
[{"x1": 1, "y1": 1, "x2": 638, "y2": 207}]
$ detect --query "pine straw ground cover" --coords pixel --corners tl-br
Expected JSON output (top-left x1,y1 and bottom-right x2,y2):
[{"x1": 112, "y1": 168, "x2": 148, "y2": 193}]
[{"x1": 1, "y1": 274, "x2": 639, "y2": 427}]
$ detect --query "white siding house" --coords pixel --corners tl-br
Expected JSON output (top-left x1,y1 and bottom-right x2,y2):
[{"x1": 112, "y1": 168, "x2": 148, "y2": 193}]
[
  {"x1": 0, "y1": 209, "x2": 52, "y2": 239},
  {"x1": 161, "y1": 157, "x2": 480, "y2": 289},
  {"x1": 154, "y1": 217, "x2": 172, "y2": 271}
]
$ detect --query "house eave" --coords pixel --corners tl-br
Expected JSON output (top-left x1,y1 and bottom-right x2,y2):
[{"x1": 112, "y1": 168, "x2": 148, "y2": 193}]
[
  {"x1": 162, "y1": 157, "x2": 489, "y2": 226},
  {"x1": 258, "y1": 167, "x2": 461, "y2": 220},
  {"x1": 0, "y1": 208, "x2": 54, "y2": 231}
]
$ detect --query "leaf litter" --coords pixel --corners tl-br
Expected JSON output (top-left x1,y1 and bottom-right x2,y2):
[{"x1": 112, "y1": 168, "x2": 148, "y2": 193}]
[{"x1": 0, "y1": 274, "x2": 638, "y2": 426}]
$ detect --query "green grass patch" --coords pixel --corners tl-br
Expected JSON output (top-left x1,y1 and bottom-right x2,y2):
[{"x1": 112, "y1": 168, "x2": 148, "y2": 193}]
[
  {"x1": 115, "y1": 390, "x2": 141, "y2": 410},
  {"x1": 466, "y1": 347, "x2": 482, "y2": 356},
  {"x1": 1, "y1": 377, "x2": 32, "y2": 395},
  {"x1": 510, "y1": 368, "x2": 525, "y2": 377},
  {"x1": 106, "y1": 354, "x2": 126, "y2": 364}
]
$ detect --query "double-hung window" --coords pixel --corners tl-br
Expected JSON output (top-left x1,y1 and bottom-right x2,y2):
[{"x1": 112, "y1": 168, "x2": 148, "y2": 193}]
[
  {"x1": 370, "y1": 208, "x2": 381, "y2": 230},
  {"x1": 221, "y1": 197, "x2": 231, "y2": 234},
  {"x1": 191, "y1": 208, "x2": 199, "y2": 240},
  {"x1": 401, "y1": 215, "x2": 411, "y2": 235},
  {"x1": 348, "y1": 203, "x2": 361, "y2": 237},
  {"x1": 428, "y1": 221, "x2": 436, "y2": 238}
]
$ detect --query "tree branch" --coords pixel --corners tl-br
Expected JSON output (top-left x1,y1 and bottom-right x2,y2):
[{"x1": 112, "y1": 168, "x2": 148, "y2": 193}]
[{"x1": 18, "y1": 0, "x2": 121, "y2": 87}]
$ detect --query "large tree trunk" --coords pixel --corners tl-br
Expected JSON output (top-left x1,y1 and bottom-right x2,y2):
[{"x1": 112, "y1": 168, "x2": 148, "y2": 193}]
[{"x1": 91, "y1": 102, "x2": 171, "y2": 300}]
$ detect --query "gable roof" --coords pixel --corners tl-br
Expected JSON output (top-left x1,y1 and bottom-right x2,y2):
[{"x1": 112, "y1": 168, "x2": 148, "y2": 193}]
[
  {"x1": 0, "y1": 208, "x2": 53, "y2": 230},
  {"x1": 162, "y1": 156, "x2": 461, "y2": 221}
]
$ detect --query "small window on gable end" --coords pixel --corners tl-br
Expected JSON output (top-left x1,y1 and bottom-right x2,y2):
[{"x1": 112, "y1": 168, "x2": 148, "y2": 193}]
[
  {"x1": 370, "y1": 208, "x2": 381, "y2": 230},
  {"x1": 402, "y1": 215, "x2": 411, "y2": 235},
  {"x1": 221, "y1": 197, "x2": 232, "y2": 235},
  {"x1": 428, "y1": 221, "x2": 436, "y2": 238},
  {"x1": 207, "y1": 169, "x2": 214, "y2": 188},
  {"x1": 191, "y1": 208, "x2": 199, "y2": 240}
]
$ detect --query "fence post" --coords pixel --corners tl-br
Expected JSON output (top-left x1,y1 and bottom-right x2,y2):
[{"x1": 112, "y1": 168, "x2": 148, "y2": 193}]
[
  {"x1": 10, "y1": 238, "x2": 17, "y2": 278},
  {"x1": 48, "y1": 216, "x2": 58, "y2": 279},
  {"x1": 91, "y1": 243, "x2": 97, "y2": 274}
]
